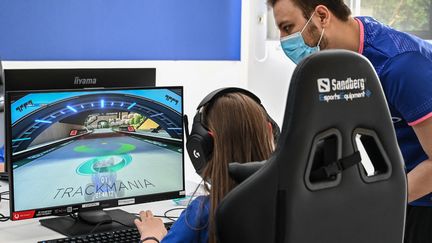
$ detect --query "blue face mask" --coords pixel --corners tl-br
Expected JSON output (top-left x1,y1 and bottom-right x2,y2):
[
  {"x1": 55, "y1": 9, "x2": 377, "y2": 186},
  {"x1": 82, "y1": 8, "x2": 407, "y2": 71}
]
[{"x1": 280, "y1": 13, "x2": 325, "y2": 64}]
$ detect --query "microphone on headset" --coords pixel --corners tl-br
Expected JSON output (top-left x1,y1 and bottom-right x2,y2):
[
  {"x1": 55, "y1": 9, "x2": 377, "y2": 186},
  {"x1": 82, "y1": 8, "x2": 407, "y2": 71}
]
[{"x1": 183, "y1": 115, "x2": 190, "y2": 139}]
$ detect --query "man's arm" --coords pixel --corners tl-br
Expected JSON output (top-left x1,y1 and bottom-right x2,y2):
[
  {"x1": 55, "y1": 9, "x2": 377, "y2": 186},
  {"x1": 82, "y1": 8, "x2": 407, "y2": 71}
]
[
  {"x1": 408, "y1": 117, "x2": 432, "y2": 202},
  {"x1": 378, "y1": 52, "x2": 432, "y2": 203}
]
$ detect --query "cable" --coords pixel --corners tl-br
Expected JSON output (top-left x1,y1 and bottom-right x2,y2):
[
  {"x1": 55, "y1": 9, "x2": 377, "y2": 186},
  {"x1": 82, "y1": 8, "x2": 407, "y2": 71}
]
[
  {"x1": 134, "y1": 207, "x2": 185, "y2": 223},
  {"x1": 163, "y1": 207, "x2": 185, "y2": 222},
  {"x1": 0, "y1": 191, "x2": 11, "y2": 222},
  {"x1": 0, "y1": 213, "x2": 10, "y2": 222},
  {"x1": 183, "y1": 180, "x2": 210, "y2": 231},
  {"x1": 0, "y1": 191, "x2": 9, "y2": 202},
  {"x1": 134, "y1": 213, "x2": 172, "y2": 220}
]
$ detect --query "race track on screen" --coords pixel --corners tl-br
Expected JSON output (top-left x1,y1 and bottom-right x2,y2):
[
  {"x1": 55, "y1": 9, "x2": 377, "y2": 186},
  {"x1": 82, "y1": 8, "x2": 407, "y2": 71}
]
[{"x1": 13, "y1": 132, "x2": 183, "y2": 211}]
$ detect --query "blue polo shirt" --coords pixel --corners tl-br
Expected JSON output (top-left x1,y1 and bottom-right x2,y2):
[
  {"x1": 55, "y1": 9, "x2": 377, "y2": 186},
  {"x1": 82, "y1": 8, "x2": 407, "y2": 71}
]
[
  {"x1": 0, "y1": 146, "x2": 4, "y2": 163},
  {"x1": 162, "y1": 196, "x2": 209, "y2": 243},
  {"x1": 356, "y1": 17, "x2": 432, "y2": 206}
]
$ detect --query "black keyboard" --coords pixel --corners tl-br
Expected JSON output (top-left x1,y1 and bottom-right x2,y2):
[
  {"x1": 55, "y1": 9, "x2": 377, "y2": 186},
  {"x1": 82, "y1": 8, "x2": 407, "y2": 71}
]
[{"x1": 39, "y1": 222, "x2": 173, "y2": 243}]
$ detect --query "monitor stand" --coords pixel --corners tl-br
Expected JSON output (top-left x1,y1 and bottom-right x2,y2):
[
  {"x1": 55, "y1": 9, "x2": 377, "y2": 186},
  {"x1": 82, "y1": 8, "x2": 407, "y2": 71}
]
[{"x1": 39, "y1": 209, "x2": 137, "y2": 237}]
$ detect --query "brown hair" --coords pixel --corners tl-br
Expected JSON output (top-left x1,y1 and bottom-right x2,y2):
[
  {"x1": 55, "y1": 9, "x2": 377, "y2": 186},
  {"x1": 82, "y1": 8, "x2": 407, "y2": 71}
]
[
  {"x1": 268, "y1": 0, "x2": 351, "y2": 21},
  {"x1": 201, "y1": 92, "x2": 274, "y2": 243}
]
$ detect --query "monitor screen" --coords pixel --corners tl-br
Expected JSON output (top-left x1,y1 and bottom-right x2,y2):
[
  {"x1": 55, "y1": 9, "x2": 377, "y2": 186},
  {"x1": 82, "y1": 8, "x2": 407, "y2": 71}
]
[{"x1": 6, "y1": 87, "x2": 184, "y2": 220}]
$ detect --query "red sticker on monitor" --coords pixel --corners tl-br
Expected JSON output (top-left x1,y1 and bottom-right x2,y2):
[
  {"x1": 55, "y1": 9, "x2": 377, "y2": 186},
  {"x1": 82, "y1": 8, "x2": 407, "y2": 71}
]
[
  {"x1": 12, "y1": 210, "x2": 36, "y2": 220},
  {"x1": 70, "y1": 130, "x2": 78, "y2": 136}
]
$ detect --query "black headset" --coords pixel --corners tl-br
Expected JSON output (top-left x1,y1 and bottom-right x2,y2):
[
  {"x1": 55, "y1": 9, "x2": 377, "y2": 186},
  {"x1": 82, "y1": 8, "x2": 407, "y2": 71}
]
[{"x1": 184, "y1": 87, "x2": 280, "y2": 176}]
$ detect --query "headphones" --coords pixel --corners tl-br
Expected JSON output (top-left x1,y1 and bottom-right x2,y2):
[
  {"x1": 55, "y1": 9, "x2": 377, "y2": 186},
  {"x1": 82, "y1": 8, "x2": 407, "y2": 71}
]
[{"x1": 184, "y1": 87, "x2": 280, "y2": 176}]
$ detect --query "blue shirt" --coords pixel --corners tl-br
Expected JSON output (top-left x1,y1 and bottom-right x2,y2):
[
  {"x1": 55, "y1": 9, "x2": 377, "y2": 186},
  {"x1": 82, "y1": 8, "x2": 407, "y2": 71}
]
[
  {"x1": 162, "y1": 196, "x2": 209, "y2": 243},
  {"x1": 357, "y1": 17, "x2": 432, "y2": 206},
  {"x1": 0, "y1": 146, "x2": 4, "y2": 163}
]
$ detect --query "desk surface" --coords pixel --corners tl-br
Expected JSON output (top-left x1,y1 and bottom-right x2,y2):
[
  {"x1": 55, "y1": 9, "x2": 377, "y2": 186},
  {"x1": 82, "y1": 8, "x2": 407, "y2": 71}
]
[{"x1": 0, "y1": 180, "x2": 184, "y2": 243}]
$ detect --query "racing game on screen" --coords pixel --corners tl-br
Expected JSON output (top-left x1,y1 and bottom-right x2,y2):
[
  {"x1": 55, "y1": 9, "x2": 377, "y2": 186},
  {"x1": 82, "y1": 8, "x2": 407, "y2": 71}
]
[{"x1": 10, "y1": 88, "x2": 183, "y2": 211}]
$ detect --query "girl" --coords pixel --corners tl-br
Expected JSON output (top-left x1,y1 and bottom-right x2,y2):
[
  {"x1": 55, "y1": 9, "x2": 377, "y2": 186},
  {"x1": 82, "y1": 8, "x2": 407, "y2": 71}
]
[{"x1": 135, "y1": 91, "x2": 275, "y2": 243}]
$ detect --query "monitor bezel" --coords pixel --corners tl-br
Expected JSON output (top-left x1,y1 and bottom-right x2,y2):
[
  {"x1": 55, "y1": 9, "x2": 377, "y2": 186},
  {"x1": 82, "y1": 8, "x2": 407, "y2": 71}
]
[
  {"x1": 3, "y1": 68, "x2": 156, "y2": 92},
  {"x1": 6, "y1": 86, "x2": 185, "y2": 220}
]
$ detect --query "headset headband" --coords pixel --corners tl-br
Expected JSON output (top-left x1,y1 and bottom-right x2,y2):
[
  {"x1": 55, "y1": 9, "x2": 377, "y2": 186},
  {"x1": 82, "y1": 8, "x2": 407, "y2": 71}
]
[{"x1": 197, "y1": 87, "x2": 262, "y2": 110}]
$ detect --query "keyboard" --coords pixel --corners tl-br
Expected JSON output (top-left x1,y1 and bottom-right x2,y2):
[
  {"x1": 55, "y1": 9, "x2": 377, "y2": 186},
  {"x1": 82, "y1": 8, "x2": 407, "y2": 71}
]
[{"x1": 39, "y1": 222, "x2": 173, "y2": 243}]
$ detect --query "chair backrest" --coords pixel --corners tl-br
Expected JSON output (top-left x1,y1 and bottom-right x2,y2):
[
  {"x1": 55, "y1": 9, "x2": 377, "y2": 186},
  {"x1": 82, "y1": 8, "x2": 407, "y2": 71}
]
[{"x1": 216, "y1": 50, "x2": 407, "y2": 243}]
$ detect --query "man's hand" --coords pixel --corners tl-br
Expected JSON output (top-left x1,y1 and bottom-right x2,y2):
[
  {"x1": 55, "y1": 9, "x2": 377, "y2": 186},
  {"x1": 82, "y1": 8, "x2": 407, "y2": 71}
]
[{"x1": 134, "y1": 210, "x2": 167, "y2": 242}]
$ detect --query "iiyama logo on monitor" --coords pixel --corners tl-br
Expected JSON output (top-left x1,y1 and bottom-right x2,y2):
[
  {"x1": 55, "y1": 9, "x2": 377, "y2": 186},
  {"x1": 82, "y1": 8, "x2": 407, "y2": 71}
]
[{"x1": 74, "y1": 76, "x2": 97, "y2": 85}]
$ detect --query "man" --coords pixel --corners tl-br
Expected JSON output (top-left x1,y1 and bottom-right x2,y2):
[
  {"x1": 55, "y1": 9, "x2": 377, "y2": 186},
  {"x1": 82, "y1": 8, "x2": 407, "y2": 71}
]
[{"x1": 268, "y1": 0, "x2": 432, "y2": 242}]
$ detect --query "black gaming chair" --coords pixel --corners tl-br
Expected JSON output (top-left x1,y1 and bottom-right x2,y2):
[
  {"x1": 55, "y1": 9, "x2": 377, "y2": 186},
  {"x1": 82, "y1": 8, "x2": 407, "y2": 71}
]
[{"x1": 216, "y1": 50, "x2": 407, "y2": 243}]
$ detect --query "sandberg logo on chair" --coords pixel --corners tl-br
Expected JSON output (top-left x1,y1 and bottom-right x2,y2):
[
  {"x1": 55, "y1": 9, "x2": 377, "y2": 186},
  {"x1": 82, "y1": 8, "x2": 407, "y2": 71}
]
[
  {"x1": 317, "y1": 77, "x2": 371, "y2": 102},
  {"x1": 317, "y1": 78, "x2": 331, "y2": 93}
]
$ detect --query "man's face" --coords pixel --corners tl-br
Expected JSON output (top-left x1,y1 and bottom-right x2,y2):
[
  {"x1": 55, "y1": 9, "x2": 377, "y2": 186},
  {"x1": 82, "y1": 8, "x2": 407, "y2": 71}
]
[{"x1": 273, "y1": 0, "x2": 327, "y2": 49}]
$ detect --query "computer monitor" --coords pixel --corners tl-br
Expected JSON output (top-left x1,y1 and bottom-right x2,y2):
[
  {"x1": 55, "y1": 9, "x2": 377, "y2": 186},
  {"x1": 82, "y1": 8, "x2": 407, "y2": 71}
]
[{"x1": 5, "y1": 86, "x2": 185, "y2": 236}]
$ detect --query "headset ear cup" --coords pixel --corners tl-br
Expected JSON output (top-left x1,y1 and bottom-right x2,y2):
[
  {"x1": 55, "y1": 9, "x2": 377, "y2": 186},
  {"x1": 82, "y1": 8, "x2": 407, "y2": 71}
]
[
  {"x1": 186, "y1": 134, "x2": 214, "y2": 176},
  {"x1": 186, "y1": 121, "x2": 214, "y2": 176}
]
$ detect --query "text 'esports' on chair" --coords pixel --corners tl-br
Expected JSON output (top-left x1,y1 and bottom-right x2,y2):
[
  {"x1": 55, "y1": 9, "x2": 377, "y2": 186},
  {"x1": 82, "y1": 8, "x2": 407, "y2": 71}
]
[{"x1": 216, "y1": 50, "x2": 407, "y2": 243}]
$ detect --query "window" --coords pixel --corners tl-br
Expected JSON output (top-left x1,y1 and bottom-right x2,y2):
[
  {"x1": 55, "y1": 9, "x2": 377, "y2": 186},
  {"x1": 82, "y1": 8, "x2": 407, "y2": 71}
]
[
  {"x1": 267, "y1": 0, "x2": 432, "y2": 40},
  {"x1": 346, "y1": 0, "x2": 432, "y2": 39}
]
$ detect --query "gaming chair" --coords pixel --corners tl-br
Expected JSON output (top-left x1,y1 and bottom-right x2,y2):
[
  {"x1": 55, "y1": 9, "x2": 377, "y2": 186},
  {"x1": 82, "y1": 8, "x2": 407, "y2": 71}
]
[{"x1": 215, "y1": 50, "x2": 407, "y2": 243}]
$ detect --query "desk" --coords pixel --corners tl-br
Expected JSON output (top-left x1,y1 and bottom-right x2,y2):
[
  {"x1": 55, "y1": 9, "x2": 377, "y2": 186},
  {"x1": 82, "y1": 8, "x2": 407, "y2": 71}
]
[{"x1": 0, "y1": 180, "x2": 184, "y2": 243}]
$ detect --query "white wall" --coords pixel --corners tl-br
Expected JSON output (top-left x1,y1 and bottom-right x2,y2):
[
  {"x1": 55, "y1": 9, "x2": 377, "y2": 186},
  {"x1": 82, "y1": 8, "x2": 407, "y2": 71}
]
[
  {"x1": 244, "y1": 0, "x2": 296, "y2": 126},
  {"x1": 246, "y1": 41, "x2": 295, "y2": 126}
]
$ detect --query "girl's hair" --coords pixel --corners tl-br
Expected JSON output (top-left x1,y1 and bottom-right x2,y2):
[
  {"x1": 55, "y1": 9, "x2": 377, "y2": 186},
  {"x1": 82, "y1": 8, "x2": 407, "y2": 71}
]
[{"x1": 200, "y1": 92, "x2": 274, "y2": 243}]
